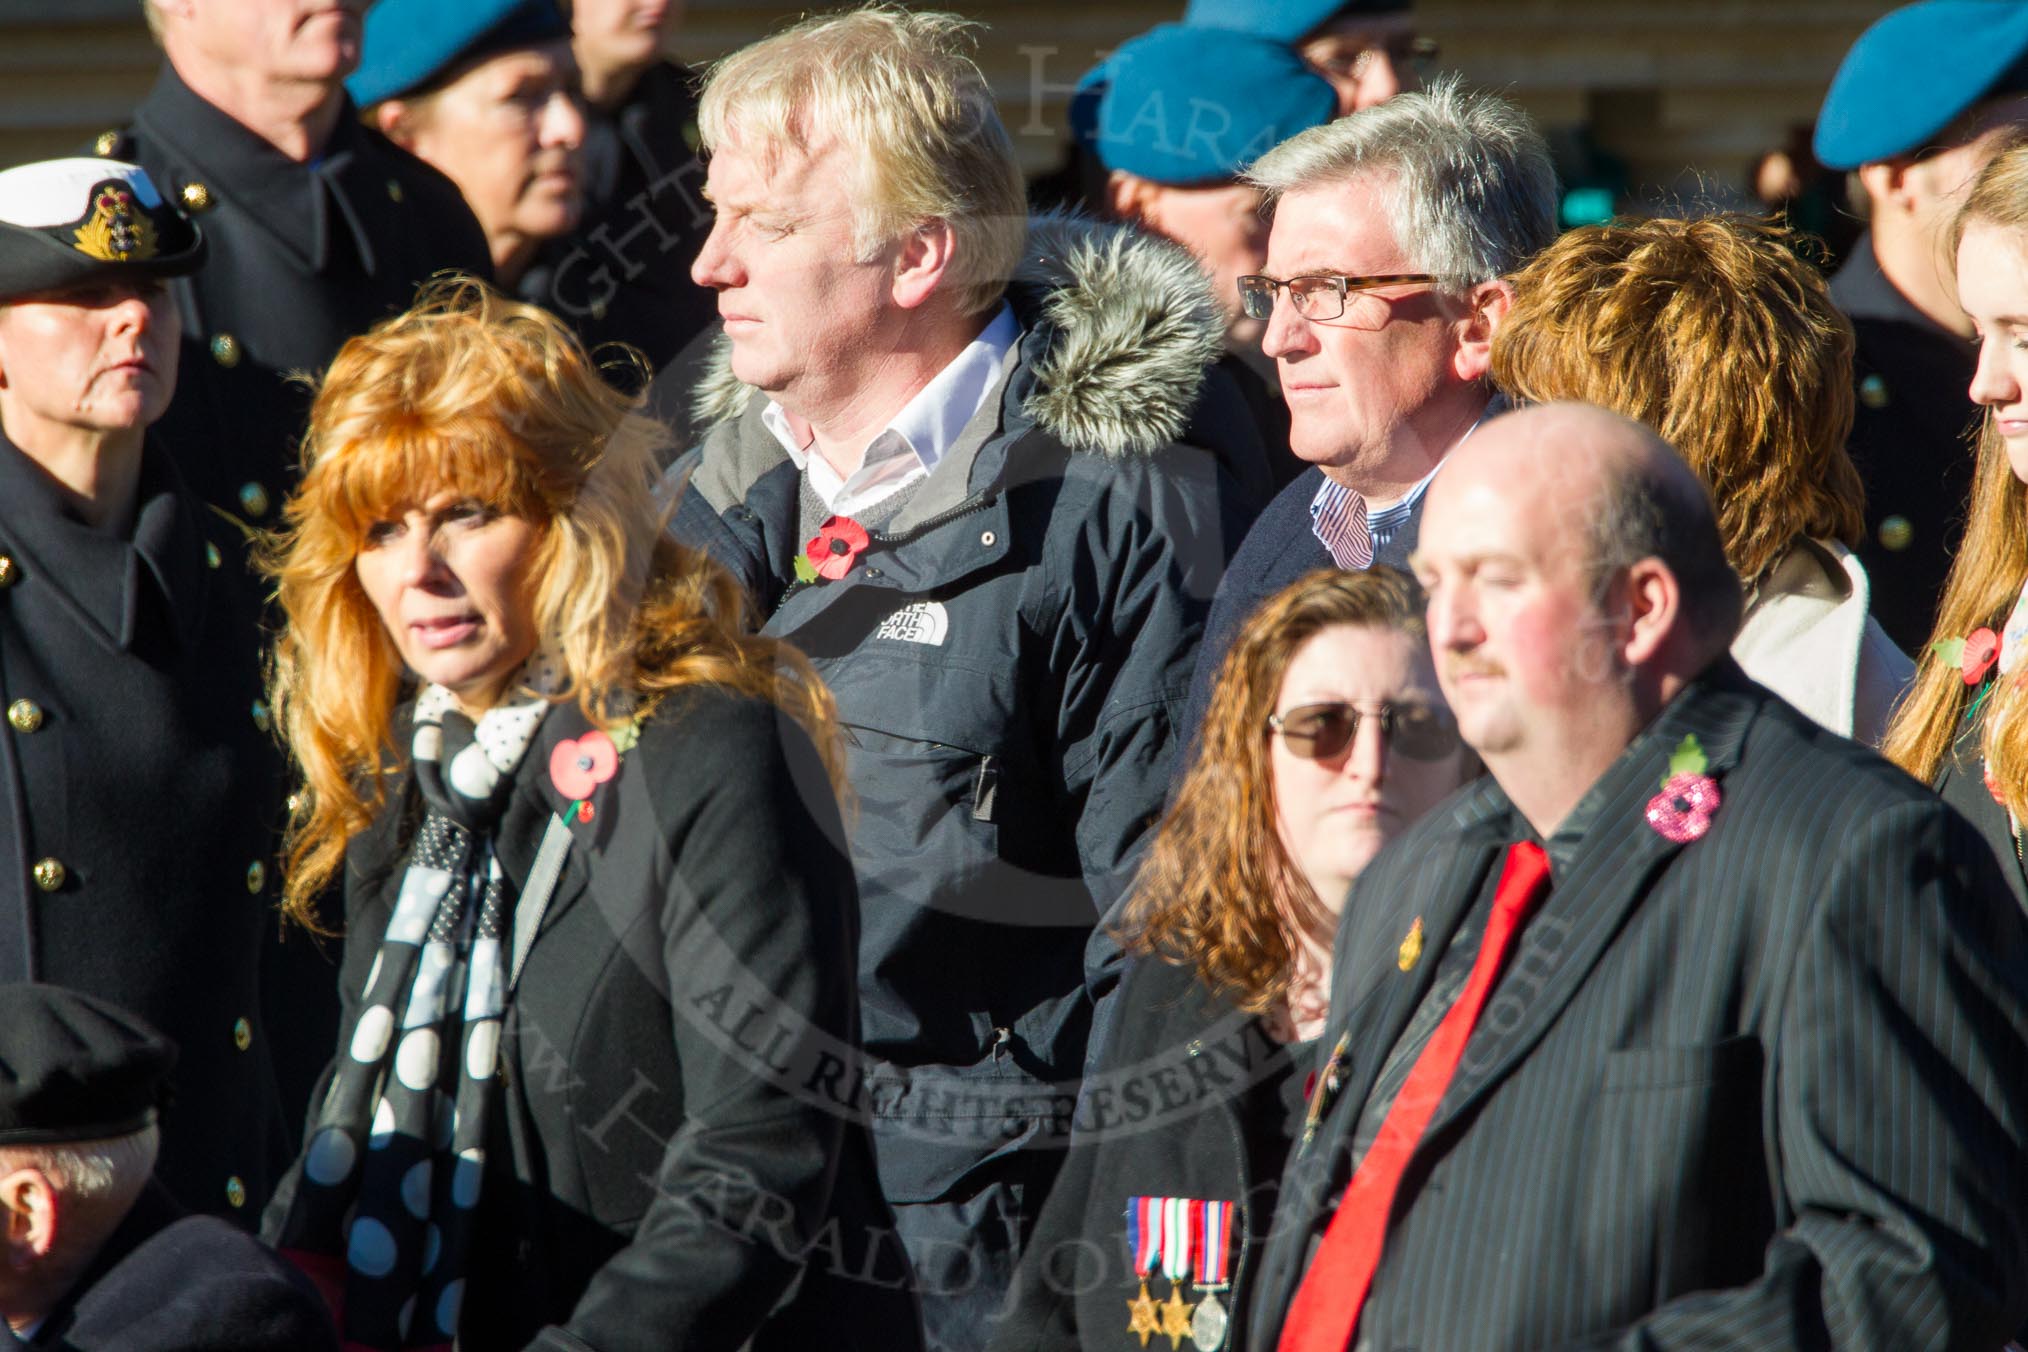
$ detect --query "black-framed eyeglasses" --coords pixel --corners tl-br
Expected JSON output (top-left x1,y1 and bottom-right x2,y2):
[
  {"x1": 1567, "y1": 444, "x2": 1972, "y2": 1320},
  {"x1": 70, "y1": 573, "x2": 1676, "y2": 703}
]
[
  {"x1": 1267, "y1": 701, "x2": 1460, "y2": 762},
  {"x1": 1237, "y1": 272, "x2": 1439, "y2": 322}
]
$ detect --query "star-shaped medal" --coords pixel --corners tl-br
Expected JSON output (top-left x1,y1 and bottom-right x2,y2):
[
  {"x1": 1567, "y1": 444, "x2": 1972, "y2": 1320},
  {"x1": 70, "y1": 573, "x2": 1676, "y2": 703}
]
[
  {"x1": 1159, "y1": 1284, "x2": 1197, "y2": 1350},
  {"x1": 1127, "y1": 1280, "x2": 1160, "y2": 1347}
]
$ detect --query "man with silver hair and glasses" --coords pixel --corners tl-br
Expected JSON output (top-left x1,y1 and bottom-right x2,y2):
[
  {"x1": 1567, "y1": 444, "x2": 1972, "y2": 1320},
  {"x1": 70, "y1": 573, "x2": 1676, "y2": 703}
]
[
  {"x1": 1182, "y1": 78, "x2": 1557, "y2": 739},
  {"x1": 670, "y1": 6, "x2": 1244, "y2": 1346}
]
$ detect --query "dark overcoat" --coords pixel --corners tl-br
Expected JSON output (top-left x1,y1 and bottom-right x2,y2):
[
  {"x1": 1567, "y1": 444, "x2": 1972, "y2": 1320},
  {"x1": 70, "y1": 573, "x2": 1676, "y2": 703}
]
[
  {"x1": 990, "y1": 955, "x2": 1311, "y2": 1352},
  {"x1": 1832, "y1": 229, "x2": 1983, "y2": 652},
  {"x1": 519, "y1": 60, "x2": 717, "y2": 378},
  {"x1": 1247, "y1": 665, "x2": 2028, "y2": 1349},
  {"x1": 103, "y1": 66, "x2": 494, "y2": 536},
  {"x1": 100, "y1": 62, "x2": 495, "y2": 1137},
  {"x1": 1178, "y1": 463, "x2": 1422, "y2": 760},
  {"x1": 0, "y1": 435, "x2": 287, "y2": 1224},
  {"x1": 30, "y1": 1182, "x2": 338, "y2": 1351},
  {"x1": 266, "y1": 688, "x2": 910, "y2": 1351}
]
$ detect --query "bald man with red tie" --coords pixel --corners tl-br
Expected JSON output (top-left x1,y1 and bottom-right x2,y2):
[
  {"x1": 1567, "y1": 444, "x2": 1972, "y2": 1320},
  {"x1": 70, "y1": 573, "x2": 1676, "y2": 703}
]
[{"x1": 1249, "y1": 403, "x2": 2028, "y2": 1351}]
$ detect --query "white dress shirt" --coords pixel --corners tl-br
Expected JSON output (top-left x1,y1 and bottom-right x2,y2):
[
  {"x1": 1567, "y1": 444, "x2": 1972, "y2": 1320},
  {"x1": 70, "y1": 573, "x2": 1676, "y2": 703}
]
[{"x1": 763, "y1": 304, "x2": 1020, "y2": 519}]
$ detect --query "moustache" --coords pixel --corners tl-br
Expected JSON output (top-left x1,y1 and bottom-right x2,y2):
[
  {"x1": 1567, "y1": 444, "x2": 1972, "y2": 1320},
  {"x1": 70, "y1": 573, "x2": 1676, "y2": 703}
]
[{"x1": 1443, "y1": 657, "x2": 1505, "y2": 682}]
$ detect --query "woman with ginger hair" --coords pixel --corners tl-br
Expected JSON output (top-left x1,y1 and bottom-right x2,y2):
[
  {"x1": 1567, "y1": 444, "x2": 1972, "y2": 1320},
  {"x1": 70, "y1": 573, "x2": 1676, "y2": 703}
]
[
  {"x1": 1492, "y1": 213, "x2": 1912, "y2": 743},
  {"x1": 257, "y1": 279, "x2": 882, "y2": 1350},
  {"x1": 993, "y1": 567, "x2": 1476, "y2": 1352},
  {"x1": 1886, "y1": 136, "x2": 2028, "y2": 909}
]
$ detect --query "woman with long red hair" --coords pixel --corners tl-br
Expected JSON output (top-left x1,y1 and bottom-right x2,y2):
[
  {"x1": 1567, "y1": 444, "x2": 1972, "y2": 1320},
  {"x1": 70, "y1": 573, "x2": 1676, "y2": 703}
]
[{"x1": 993, "y1": 567, "x2": 1476, "y2": 1352}]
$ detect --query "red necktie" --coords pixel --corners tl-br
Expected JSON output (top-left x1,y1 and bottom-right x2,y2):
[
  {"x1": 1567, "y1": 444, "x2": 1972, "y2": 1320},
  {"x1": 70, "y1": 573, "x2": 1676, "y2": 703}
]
[{"x1": 1278, "y1": 841, "x2": 1553, "y2": 1352}]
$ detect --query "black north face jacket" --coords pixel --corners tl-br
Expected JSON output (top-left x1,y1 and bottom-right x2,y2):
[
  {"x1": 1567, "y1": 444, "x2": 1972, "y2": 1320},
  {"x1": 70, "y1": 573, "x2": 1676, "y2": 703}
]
[{"x1": 669, "y1": 215, "x2": 1253, "y2": 1206}]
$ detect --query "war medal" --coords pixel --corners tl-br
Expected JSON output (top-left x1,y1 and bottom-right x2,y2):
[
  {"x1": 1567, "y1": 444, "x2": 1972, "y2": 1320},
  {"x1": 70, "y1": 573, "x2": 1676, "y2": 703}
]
[
  {"x1": 1125, "y1": 1197, "x2": 1164, "y2": 1347},
  {"x1": 1189, "y1": 1199, "x2": 1235, "y2": 1350},
  {"x1": 1157, "y1": 1197, "x2": 1196, "y2": 1350}
]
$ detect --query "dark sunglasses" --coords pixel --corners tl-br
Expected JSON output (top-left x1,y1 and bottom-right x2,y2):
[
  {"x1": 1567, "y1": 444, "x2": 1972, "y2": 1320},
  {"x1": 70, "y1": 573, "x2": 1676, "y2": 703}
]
[{"x1": 1267, "y1": 701, "x2": 1461, "y2": 762}]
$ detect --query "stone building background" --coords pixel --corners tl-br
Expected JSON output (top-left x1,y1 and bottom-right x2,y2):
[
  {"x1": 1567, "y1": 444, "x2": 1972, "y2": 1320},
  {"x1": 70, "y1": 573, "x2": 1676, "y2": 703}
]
[{"x1": 4, "y1": 1, "x2": 1889, "y2": 212}]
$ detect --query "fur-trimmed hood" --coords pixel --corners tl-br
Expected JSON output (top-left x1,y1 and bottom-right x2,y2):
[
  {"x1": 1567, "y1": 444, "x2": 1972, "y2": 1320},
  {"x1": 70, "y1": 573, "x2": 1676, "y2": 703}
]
[{"x1": 689, "y1": 211, "x2": 1226, "y2": 459}]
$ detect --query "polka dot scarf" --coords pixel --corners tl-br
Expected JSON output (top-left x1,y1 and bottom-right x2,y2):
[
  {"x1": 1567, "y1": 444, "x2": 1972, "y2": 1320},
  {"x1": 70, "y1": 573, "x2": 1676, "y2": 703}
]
[{"x1": 276, "y1": 661, "x2": 556, "y2": 1350}]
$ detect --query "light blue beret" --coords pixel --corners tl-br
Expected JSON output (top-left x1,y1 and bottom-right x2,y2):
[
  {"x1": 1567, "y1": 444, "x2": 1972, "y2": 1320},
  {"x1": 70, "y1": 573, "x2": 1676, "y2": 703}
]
[
  {"x1": 347, "y1": 0, "x2": 571, "y2": 108},
  {"x1": 1182, "y1": 0, "x2": 1412, "y2": 47},
  {"x1": 1088, "y1": 24, "x2": 1338, "y2": 185},
  {"x1": 1815, "y1": 0, "x2": 2028, "y2": 170}
]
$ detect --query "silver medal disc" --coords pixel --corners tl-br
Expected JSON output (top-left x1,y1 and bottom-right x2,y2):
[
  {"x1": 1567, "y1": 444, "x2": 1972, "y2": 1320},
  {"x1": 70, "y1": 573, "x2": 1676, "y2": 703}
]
[{"x1": 1191, "y1": 1291, "x2": 1228, "y2": 1350}]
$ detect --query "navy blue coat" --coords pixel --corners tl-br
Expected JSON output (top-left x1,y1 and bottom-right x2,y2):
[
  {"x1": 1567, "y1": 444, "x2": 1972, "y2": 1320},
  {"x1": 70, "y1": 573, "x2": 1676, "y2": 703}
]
[
  {"x1": 670, "y1": 216, "x2": 1247, "y2": 1206},
  {"x1": 0, "y1": 436, "x2": 287, "y2": 1224},
  {"x1": 30, "y1": 1182, "x2": 336, "y2": 1351},
  {"x1": 1179, "y1": 464, "x2": 1423, "y2": 754}
]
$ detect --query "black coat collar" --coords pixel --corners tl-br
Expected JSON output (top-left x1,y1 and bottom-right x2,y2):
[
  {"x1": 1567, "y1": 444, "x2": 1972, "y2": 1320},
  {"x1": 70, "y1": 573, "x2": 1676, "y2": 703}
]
[
  {"x1": 131, "y1": 65, "x2": 379, "y2": 277},
  {"x1": 0, "y1": 430, "x2": 210, "y2": 653}
]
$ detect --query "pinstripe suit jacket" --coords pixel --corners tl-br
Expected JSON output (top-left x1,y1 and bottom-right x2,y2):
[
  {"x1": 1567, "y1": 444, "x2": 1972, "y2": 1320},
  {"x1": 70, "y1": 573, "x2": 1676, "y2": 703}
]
[{"x1": 1247, "y1": 663, "x2": 2028, "y2": 1351}]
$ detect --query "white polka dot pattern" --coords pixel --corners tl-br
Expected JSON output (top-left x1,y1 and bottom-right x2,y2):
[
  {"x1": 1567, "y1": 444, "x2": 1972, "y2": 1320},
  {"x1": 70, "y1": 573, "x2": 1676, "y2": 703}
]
[
  {"x1": 350, "y1": 1006, "x2": 393, "y2": 1063},
  {"x1": 394, "y1": 1030, "x2": 439, "y2": 1091},
  {"x1": 270, "y1": 650, "x2": 562, "y2": 1347}
]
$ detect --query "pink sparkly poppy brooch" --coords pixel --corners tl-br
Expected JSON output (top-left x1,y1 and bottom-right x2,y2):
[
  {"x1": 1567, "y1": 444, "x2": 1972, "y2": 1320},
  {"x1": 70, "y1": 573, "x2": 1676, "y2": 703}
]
[
  {"x1": 1645, "y1": 734, "x2": 1721, "y2": 844},
  {"x1": 797, "y1": 516, "x2": 871, "y2": 583}
]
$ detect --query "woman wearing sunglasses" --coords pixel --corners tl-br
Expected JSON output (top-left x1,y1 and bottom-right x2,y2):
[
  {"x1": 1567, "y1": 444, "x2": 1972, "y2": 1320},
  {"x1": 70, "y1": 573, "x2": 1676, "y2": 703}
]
[{"x1": 992, "y1": 566, "x2": 1475, "y2": 1352}]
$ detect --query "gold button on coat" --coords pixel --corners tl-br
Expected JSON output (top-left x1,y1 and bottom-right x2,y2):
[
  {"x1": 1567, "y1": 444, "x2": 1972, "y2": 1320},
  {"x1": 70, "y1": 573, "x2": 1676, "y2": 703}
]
[
  {"x1": 210, "y1": 333, "x2": 241, "y2": 367},
  {"x1": 32, "y1": 858, "x2": 64, "y2": 892},
  {"x1": 204, "y1": 542, "x2": 221, "y2": 570},
  {"x1": 225, "y1": 1176, "x2": 246, "y2": 1208},
  {"x1": 251, "y1": 699, "x2": 271, "y2": 732},
  {"x1": 245, "y1": 860, "x2": 266, "y2": 893},
  {"x1": 233, "y1": 1017, "x2": 252, "y2": 1051},
  {"x1": 0, "y1": 555, "x2": 18, "y2": 587},
  {"x1": 387, "y1": 179, "x2": 404, "y2": 203},
  {"x1": 237, "y1": 482, "x2": 270, "y2": 517},
  {"x1": 7, "y1": 700, "x2": 42, "y2": 733},
  {"x1": 180, "y1": 181, "x2": 214, "y2": 212}
]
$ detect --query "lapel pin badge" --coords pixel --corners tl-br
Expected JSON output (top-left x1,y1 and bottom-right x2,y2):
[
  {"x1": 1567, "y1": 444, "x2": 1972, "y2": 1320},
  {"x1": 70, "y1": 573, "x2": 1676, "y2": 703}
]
[
  {"x1": 1397, "y1": 915, "x2": 1425, "y2": 972},
  {"x1": 1645, "y1": 733, "x2": 1721, "y2": 844}
]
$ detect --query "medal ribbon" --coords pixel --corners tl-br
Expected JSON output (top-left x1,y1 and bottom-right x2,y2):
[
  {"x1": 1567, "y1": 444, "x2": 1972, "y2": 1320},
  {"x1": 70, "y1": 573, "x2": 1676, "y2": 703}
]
[
  {"x1": 1161, "y1": 1197, "x2": 1192, "y2": 1282},
  {"x1": 1128, "y1": 1196, "x2": 1162, "y2": 1277},
  {"x1": 1197, "y1": 1200, "x2": 1232, "y2": 1286}
]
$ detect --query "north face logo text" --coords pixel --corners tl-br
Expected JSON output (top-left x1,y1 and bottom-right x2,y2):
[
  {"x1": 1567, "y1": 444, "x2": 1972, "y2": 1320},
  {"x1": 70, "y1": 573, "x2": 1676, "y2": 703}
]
[{"x1": 874, "y1": 601, "x2": 949, "y2": 646}]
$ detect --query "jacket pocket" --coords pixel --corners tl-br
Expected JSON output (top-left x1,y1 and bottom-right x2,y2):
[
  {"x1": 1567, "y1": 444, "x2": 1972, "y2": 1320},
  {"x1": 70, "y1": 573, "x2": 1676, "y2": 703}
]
[
  {"x1": 1600, "y1": 1034, "x2": 1762, "y2": 1092},
  {"x1": 1584, "y1": 1035, "x2": 1771, "y2": 1306}
]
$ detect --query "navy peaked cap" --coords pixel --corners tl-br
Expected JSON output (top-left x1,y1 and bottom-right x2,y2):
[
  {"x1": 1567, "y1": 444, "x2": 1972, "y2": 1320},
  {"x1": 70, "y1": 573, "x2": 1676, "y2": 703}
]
[{"x1": 0, "y1": 158, "x2": 204, "y2": 304}]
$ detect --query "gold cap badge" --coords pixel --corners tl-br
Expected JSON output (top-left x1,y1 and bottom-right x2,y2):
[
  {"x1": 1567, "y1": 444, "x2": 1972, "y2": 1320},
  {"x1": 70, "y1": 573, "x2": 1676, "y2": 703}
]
[{"x1": 73, "y1": 184, "x2": 158, "y2": 263}]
